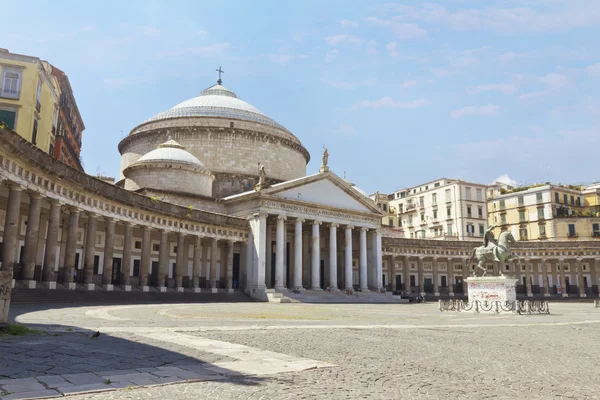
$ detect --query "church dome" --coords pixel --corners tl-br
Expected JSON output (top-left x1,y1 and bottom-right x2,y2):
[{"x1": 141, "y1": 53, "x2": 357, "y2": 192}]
[
  {"x1": 135, "y1": 138, "x2": 205, "y2": 169},
  {"x1": 344, "y1": 177, "x2": 368, "y2": 197},
  {"x1": 141, "y1": 84, "x2": 290, "y2": 133}
]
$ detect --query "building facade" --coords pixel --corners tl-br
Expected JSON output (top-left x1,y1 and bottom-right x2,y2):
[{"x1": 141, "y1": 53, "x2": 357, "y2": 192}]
[
  {"x1": 50, "y1": 66, "x2": 85, "y2": 171},
  {"x1": 487, "y1": 184, "x2": 600, "y2": 241},
  {"x1": 0, "y1": 49, "x2": 61, "y2": 155},
  {"x1": 386, "y1": 178, "x2": 488, "y2": 241}
]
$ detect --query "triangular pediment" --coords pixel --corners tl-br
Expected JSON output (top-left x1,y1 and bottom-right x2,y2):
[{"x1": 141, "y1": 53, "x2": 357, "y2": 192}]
[{"x1": 264, "y1": 173, "x2": 381, "y2": 215}]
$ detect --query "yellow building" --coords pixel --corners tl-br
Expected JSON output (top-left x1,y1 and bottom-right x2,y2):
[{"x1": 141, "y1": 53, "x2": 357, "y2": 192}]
[
  {"x1": 487, "y1": 183, "x2": 600, "y2": 241},
  {"x1": 0, "y1": 48, "x2": 60, "y2": 154}
]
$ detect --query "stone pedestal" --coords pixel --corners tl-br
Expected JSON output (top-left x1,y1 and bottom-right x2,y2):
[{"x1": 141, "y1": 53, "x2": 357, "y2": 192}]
[
  {"x1": 124, "y1": 285, "x2": 131, "y2": 292},
  {"x1": 193, "y1": 287, "x2": 202, "y2": 293},
  {"x1": 226, "y1": 288, "x2": 234, "y2": 293},
  {"x1": 67, "y1": 283, "x2": 77, "y2": 290},
  {"x1": 26, "y1": 280, "x2": 36, "y2": 289},
  {"x1": 466, "y1": 276, "x2": 518, "y2": 313},
  {"x1": 85, "y1": 284, "x2": 95, "y2": 291},
  {"x1": 210, "y1": 288, "x2": 218, "y2": 293},
  {"x1": 0, "y1": 271, "x2": 12, "y2": 325},
  {"x1": 105, "y1": 284, "x2": 114, "y2": 292},
  {"x1": 159, "y1": 286, "x2": 167, "y2": 293},
  {"x1": 47, "y1": 282, "x2": 57, "y2": 290},
  {"x1": 142, "y1": 286, "x2": 149, "y2": 293},
  {"x1": 176, "y1": 287, "x2": 184, "y2": 293}
]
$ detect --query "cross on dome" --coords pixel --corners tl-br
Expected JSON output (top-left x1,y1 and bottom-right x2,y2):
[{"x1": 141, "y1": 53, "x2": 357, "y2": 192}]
[{"x1": 216, "y1": 66, "x2": 224, "y2": 85}]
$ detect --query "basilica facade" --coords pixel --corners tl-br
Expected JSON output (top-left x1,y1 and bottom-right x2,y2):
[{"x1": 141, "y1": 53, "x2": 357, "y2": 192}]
[{"x1": 0, "y1": 80, "x2": 598, "y2": 309}]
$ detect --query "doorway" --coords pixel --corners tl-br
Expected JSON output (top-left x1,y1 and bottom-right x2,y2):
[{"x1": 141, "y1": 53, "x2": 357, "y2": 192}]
[
  {"x1": 112, "y1": 258, "x2": 122, "y2": 285},
  {"x1": 320, "y1": 260, "x2": 325, "y2": 289},
  {"x1": 395, "y1": 275, "x2": 402, "y2": 291},
  {"x1": 424, "y1": 277, "x2": 433, "y2": 293},
  {"x1": 151, "y1": 261, "x2": 159, "y2": 286},
  {"x1": 74, "y1": 253, "x2": 81, "y2": 283},
  {"x1": 455, "y1": 276, "x2": 463, "y2": 293},
  {"x1": 233, "y1": 253, "x2": 240, "y2": 288}
]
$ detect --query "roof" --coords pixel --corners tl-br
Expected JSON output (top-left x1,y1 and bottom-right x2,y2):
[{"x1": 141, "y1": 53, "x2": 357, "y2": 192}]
[
  {"x1": 133, "y1": 138, "x2": 206, "y2": 170},
  {"x1": 139, "y1": 83, "x2": 291, "y2": 133}
]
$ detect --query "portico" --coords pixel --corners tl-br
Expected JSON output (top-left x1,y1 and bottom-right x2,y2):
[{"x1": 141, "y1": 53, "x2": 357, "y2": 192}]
[{"x1": 223, "y1": 171, "x2": 384, "y2": 300}]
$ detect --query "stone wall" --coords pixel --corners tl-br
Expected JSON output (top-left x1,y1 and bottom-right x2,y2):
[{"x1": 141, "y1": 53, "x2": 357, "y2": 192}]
[{"x1": 125, "y1": 166, "x2": 213, "y2": 198}]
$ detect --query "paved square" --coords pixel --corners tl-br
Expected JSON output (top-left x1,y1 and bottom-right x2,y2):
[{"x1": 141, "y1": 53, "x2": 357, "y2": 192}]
[{"x1": 3, "y1": 301, "x2": 600, "y2": 399}]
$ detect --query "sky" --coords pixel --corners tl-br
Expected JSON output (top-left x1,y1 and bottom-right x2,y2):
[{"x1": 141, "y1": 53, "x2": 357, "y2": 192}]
[{"x1": 3, "y1": 0, "x2": 600, "y2": 194}]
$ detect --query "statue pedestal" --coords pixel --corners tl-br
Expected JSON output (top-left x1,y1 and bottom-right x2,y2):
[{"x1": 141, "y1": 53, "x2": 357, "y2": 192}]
[{"x1": 466, "y1": 276, "x2": 518, "y2": 313}]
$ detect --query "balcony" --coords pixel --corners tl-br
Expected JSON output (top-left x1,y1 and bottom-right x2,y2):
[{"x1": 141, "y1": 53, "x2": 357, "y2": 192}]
[
  {"x1": 593, "y1": 232, "x2": 600, "y2": 238},
  {"x1": 51, "y1": 125, "x2": 56, "y2": 135},
  {"x1": 538, "y1": 234, "x2": 547, "y2": 240},
  {"x1": 0, "y1": 88, "x2": 20, "y2": 100},
  {"x1": 568, "y1": 233, "x2": 578, "y2": 238}
]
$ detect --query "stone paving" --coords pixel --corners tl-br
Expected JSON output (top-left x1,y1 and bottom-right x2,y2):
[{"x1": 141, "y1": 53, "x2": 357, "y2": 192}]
[{"x1": 3, "y1": 301, "x2": 600, "y2": 399}]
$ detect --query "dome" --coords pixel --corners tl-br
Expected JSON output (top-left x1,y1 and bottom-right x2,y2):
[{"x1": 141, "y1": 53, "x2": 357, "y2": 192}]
[
  {"x1": 344, "y1": 177, "x2": 368, "y2": 197},
  {"x1": 135, "y1": 138, "x2": 205, "y2": 169},
  {"x1": 141, "y1": 83, "x2": 290, "y2": 132}
]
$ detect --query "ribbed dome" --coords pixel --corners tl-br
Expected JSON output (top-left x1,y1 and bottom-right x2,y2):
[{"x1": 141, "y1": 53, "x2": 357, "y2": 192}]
[
  {"x1": 141, "y1": 83, "x2": 290, "y2": 132},
  {"x1": 134, "y1": 138, "x2": 205, "y2": 169},
  {"x1": 344, "y1": 177, "x2": 368, "y2": 197}
]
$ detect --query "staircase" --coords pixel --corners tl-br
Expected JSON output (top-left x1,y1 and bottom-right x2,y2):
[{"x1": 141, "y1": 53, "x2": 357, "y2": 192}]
[
  {"x1": 271, "y1": 289, "x2": 410, "y2": 304},
  {"x1": 265, "y1": 289, "x2": 293, "y2": 303}
]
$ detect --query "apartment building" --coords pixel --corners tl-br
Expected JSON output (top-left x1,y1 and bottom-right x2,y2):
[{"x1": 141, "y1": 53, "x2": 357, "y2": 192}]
[
  {"x1": 386, "y1": 178, "x2": 488, "y2": 241},
  {"x1": 487, "y1": 184, "x2": 600, "y2": 241}
]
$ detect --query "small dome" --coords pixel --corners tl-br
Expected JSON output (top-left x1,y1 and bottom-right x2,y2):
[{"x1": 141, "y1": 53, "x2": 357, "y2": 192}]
[
  {"x1": 135, "y1": 138, "x2": 205, "y2": 169},
  {"x1": 140, "y1": 83, "x2": 290, "y2": 132},
  {"x1": 344, "y1": 177, "x2": 368, "y2": 197}
]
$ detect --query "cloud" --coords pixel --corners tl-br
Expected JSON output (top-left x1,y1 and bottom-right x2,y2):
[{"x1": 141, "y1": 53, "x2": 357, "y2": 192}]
[
  {"x1": 402, "y1": 80, "x2": 418, "y2": 88},
  {"x1": 325, "y1": 34, "x2": 362, "y2": 46},
  {"x1": 366, "y1": 40, "x2": 377, "y2": 55},
  {"x1": 540, "y1": 73, "x2": 568, "y2": 90},
  {"x1": 156, "y1": 42, "x2": 230, "y2": 58},
  {"x1": 339, "y1": 19, "x2": 359, "y2": 28},
  {"x1": 366, "y1": 16, "x2": 427, "y2": 39},
  {"x1": 322, "y1": 79, "x2": 376, "y2": 89},
  {"x1": 324, "y1": 49, "x2": 338, "y2": 63},
  {"x1": 80, "y1": 25, "x2": 97, "y2": 33},
  {"x1": 351, "y1": 97, "x2": 429, "y2": 111},
  {"x1": 467, "y1": 83, "x2": 516, "y2": 95},
  {"x1": 139, "y1": 26, "x2": 161, "y2": 37},
  {"x1": 493, "y1": 174, "x2": 517, "y2": 187},
  {"x1": 386, "y1": 41, "x2": 398, "y2": 57},
  {"x1": 451, "y1": 104, "x2": 499, "y2": 118},
  {"x1": 586, "y1": 63, "x2": 600, "y2": 77},
  {"x1": 268, "y1": 53, "x2": 308, "y2": 65},
  {"x1": 428, "y1": 67, "x2": 453, "y2": 78}
]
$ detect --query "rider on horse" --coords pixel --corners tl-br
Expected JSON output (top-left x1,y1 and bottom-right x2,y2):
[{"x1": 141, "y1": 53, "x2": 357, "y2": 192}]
[{"x1": 484, "y1": 224, "x2": 498, "y2": 250}]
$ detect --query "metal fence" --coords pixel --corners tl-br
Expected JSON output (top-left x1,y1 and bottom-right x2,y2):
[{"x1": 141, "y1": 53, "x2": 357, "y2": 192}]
[{"x1": 439, "y1": 299, "x2": 550, "y2": 314}]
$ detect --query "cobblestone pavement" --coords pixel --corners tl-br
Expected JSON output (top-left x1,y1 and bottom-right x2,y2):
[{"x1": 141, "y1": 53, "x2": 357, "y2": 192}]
[{"x1": 5, "y1": 302, "x2": 600, "y2": 399}]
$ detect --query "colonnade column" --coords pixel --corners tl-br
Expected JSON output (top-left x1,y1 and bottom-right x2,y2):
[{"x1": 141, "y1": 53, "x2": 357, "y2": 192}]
[
  {"x1": 559, "y1": 258, "x2": 567, "y2": 297},
  {"x1": 192, "y1": 236, "x2": 202, "y2": 290},
  {"x1": 447, "y1": 258, "x2": 454, "y2": 296},
  {"x1": 245, "y1": 227, "x2": 254, "y2": 293},
  {"x1": 274, "y1": 215, "x2": 286, "y2": 290},
  {"x1": 577, "y1": 258, "x2": 585, "y2": 297},
  {"x1": 359, "y1": 228, "x2": 368, "y2": 291},
  {"x1": 311, "y1": 220, "x2": 321, "y2": 290},
  {"x1": 83, "y1": 213, "x2": 97, "y2": 285},
  {"x1": 293, "y1": 218, "x2": 304, "y2": 290},
  {"x1": 210, "y1": 238, "x2": 218, "y2": 290},
  {"x1": 202, "y1": 239, "x2": 209, "y2": 287},
  {"x1": 417, "y1": 256, "x2": 424, "y2": 296},
  {"x1": 158, "y1": 229, "x2": 169, "y2": 290},
  {"x1": 375, "y1": 229, "x2": 383, "y2": 290},
  {"x1": 432, "y1": 256, "x2": 439, "y2": 296},
  {"x1": 22, "y1": 192, "x2": 43, "y2": 282},
  {"x1": 524, "y1": 259, "x2": 532, "y2": 297},
  {"x1": 250, "y1": 213, "x2": 267, "y2": 291},
  {"x1": 175, "y1": 232, "x2": 185, "y2": 290},
  {"x1": 101, "y1": 217, "x2": 116, "y2": 288},
  {"x1": 1, "y1": 183, "x2": 22, "y2": 277},
  {"x1": 63, "y1": 207, "x2": 80, "y2": 287},
  {"x1": 328, "y1": 223, "x2": 338, "y2": 289},
  {"x1": 388, "y1": 255, "x2": 395, "y2": 291},
  {"x1": 226, "y1": 240, "x2": 234, "y2": 291},
  {"x1": 542, "y1": 259, "x2": 550, "y2": 297},
  {"x1": 121, "y1": 223, "x2": 133, "y2": 289},
  {"x1": 139, "y1": 226, "x2": 151, "y2": 289},
  {"x1": 403, "y1": 255, "x2": 410, "y2": 291},
  {"x1": 42, "y1": 200, "x2": 61, "y2": 284},
  {"x1": 344, "y1": 225, "x2": 353, "y2": 290}
]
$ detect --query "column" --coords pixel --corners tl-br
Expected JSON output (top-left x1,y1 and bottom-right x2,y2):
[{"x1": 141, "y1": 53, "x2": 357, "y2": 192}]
[
  {"x1": 202, "y1": 239, "x2": 209, "y2": 287},
  {"x1": 250, "y1": 213, "x2": 267, "y2": 291},
  {"x1": 1, "y1": 183, "x2": 22, "y2": 277},
  {"x1": 388, "y1": 255, "x2": 395, "y2": 291},
  {"x1": 245, "y1": 228, "x2": 254, "y2": 293},
  {"x1": 559, "y1": 258, "x2": 567, "y2": 297},
  {"x1": 375, "y1": 230, "x2": 383, "y2": 289},
  {"x1": 577, "y1": 258, "x2": 585, "y2": 298},
  {"x1": 328, "y1": 223, "x2": 338, "y2": 289},
  {"x1": 302, "y1": 229, "x2": 309, "y2": 287},
  {"x1": 403, "y1": 255, "x2": 410, "y2": 292},
  {"x1": 274, "y1": 215, "x2": 286, "y2": 290},
  {"x1": 121, "y1": 223, "x2": 133, "y2": 288},
  {"x1": 432, "y1": 257, "x2": 439, "y2": 296},
  {"x1": 158, "y1": 229, "x2": 169, "y2": 289},
  {"x1": 139, "y1": 226, "x2": 151, "y2": 287},
  {"x1": 101, "y1": 217, "x2": 116, "y2": 287},
  {"x1": 226, "y1": 240, "x2": 234, "y2": 291},
  {"x1": 542, "y1": 259, "x2": 550, "y2": 297},
  {"x1": 294, "y1": 219, "x2": 304, "y2": 289},
  {"x1": 344, "y1": 225, "x2": 353, "y2": 290},
  {"x1": 175, "y1": 232, "x2": 185, "y2": 290},
  {"x1": 265, "y1": 223, "x2": 273, "y2": 288},
  {"x1": 42, "y1": 200, "x2": 61, "y2": 283},
  {"x1": 524, "y1": 259, "x2": 532, "y2": 297},
  {"x1": 311, "y1": 220, "x2": 321, "y2": 290},
  {"x1": 63, "y1": 207, "x2": 80, "y2": 285},
  {"x1": 210, "y1": 238, "x2": 218, "y2": 289},
  {"x1": 192, "y1": 236, "x2": 202, "y2": 289},
  {"x1": 359, "y1": 228, "x2": 368, "y2": 291},
  {"x1": 417, "y1": 256, "x2": 424, "y2": 295},
  {"x1": 594, "y1": 258, "x2": 600, "y2": 298},
  {"x1": 447, "y1": 258, "x2": 454, "y2": 296},
  {"x1": 83, "y1": 213, "x2": 97, "y2": 285},
  {"x1": 22, "y1": 192, "x2": 43, "y2": 281}
]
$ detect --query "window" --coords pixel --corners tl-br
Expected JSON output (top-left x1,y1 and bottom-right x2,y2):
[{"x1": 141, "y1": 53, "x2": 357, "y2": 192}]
[
  {"x1": 48, "y1": 143, "x2": 54, "y2": 156},
  {"x1": 382, "y1": 204, "x2": 388, "y2": 211},
  {"x1": 398, "y1": 204, "x2": 403, "y2": 213},
  {"x1": 467, "y1": 205, "x2": 472, "y2": 217},
  {"x1": 519, "y1": 228, "x2": 528, "y2": 240},
  {"x1": 420, "y1": 213, "x2": 425, "y2": 222},
  {"x1": 133, "y1": 259, "x2": 140, "y2": 277},
  {"x1": 447, "y1": 206, "x2": 451, "y2": 217},
  {"x1": 539, "y1": 225, "x2": 546, "y2": 236},
  {"x1": 432, "y1": 193, "x2": 437, "y2": 205},
  {"x1": 465, "y1": 187, "x2": 472, "y2": 200},
  {"x1": 576, "y1": 197, "x2": 581, "y2": 207},
  {"x1": 479, "y1": 224, "x2": 484, "y2": 236},
  {"x1": 499, "y1": 200, "x2": 505, "y2": 209},
  {"x1": 135, "y1": 240, "x2": 142, "y2": 249},
  {"x1": 408, "y1": 215, "x2": 413, "y2": 225},
  {"x1": 434, "y1": 182, "x2": 440, "y2": 188},
  {"x1": 433, "y1": 210, "x2": 437, "y2": 219},
  {"x1": 570, "y1": 195, "x2": 574, "y2": 206},
  {"x1": 0, "y1": 110, "x2": 16, "y2": 130},
  {"x1": 31, "y1": 119, "x2": 38, "y2": 145},
  {"x1": 441, "y1": 275, "x2": 447, "y2": 287},
  {"x1": 563, "y1": 194, "x2": 568, "y2": 204},
  {"x1": 152, "y1": 243, "x2": 160, "y2": 252},
  {"x1": 518, "y1": 196, "x2": 524, "y2": 206},
  {"x1": 478, "y1": 207, "x2": 483, "y2": 218},
  {"x1": 1, "y1": 69, "x2": 21, "y2": 99},
  {"x1": 93, "y1": 255, "x2": 100, "y2": 274},
  {"x1": 537, "y1": 208, "x2": 544, "y2": 219},
  {"x1": 36, "y1": 79, "x2": 42, "y2": 104},
  {"x1": 230, "y1": 121, "x2": 234, "y2": 128},
  {"x1": 466, "y1": 224, "x2": 474, "y2": 236},
  {"x1": 445, "y1": 189, "x2": 451, "y2": 202},
  {"x1": 536, "y1": 193, "x2": 543, "y2": 203},
  {"x1": 593, "y1": 223, "x2": 600, "y2": 237},
  {"x1": 447, "y1": 224, "x2": 453, "y2": 236},
  {"x1": 400, "y1": 191, "x2": 406, "y2": 198},
  {"x1": 476, "y1": 189, "x2": 483, "y2": 201},
  {"x1": 419, "y1": 196, "x2": 424, "y2": 207},
  {"x1": 501, "y1": 213, "x2": 507, "y2": 224},
  {"x1": 568, "y1": 224, "x2": 576, "y2": 237},
  {"x1": 519, "y1": 211, "x2": 525, "y2": 222},
  {"x1": 555, "y1": 192, "x2": 559, "y2": 203}
]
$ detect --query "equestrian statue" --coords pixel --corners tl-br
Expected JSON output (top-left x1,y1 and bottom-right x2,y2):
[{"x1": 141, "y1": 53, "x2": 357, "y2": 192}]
[{"x1": 466, "y1": 224, "x2": 521, "y2": 276}]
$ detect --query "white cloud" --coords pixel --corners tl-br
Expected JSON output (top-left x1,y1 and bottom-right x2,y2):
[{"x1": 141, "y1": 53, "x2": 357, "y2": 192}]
[
  {"x1": 325, "y1": 34, "x2": 362, "y2": 46},
  {"x1": 351, "y1": 97, "x2": 429, "y2": 110},
  {"x1": 366, "y1": 16, "x2": 427, "y2": 39},
  {"x1": 324, "y1": 49, "x2": 338, "y2": 63},
  {"x1": 540, "y1": 73, "x2": 568, "y2": 90},
  {"x1": 139, "y1": 26, "x2": 161, "y2": 37},
  {"x1": 268, "y1": 53, "x2": 308, "y2": 65},
  {"x1": 386, "y1": 41, "x2": 398, "y2": 57},
  {"x1": 366, "y1": 40, "x2": 377, "y2": 55},
  {"x1": 586, "y1": 63, "x2": 600, "y2": 77},
  {"x1": 402, "y1": 80, "x2": 418, "y2": 88},
  {"x1": 467, "y1": 83, "x2": 516, "y2": 95},
  {"x1": 80, "y1": 25, "x2": 97, "y2": 33},
  {"x1": 322, "y1": 79, "x2": 376, "y2": 89},
  {"x1": 156, "y1": 42, "x2": 230, "y2": 58},
  {"x1": 428, "y1": 67, "x2": 453, "y2": 78},
  {"x1": 451, "y1": 104, "x2": 499, "y2": 118},
  {"x1": 493, "y1": 174, "x2": 517, "y2": 187},
  {"x1": 339, "y1": 19, "x2": 359, "y2": 28}
]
